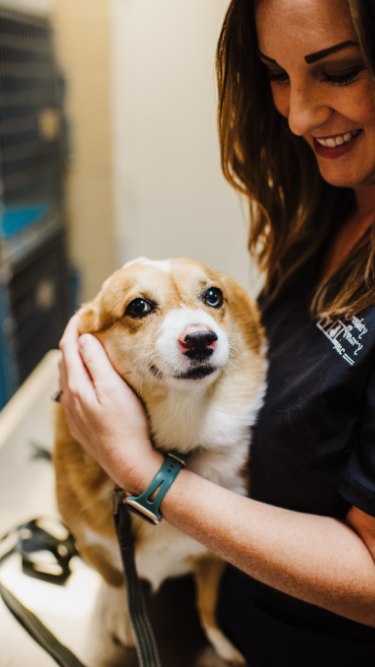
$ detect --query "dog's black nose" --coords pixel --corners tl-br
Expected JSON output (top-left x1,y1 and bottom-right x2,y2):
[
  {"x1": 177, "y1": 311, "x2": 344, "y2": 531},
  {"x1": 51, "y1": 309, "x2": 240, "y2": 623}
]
[{"x1": 183, "y1": 330, "x2": 218, "y2": 362}]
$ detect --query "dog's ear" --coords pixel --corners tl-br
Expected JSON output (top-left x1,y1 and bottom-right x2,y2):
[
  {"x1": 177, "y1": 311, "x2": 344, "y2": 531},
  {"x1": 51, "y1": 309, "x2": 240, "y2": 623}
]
[
  {"x1": 78, "y1": 271, "x2": 131, "y2": 334},
  {"x1": 78, "y1": 300, "x2": 102, "y2": 334}
]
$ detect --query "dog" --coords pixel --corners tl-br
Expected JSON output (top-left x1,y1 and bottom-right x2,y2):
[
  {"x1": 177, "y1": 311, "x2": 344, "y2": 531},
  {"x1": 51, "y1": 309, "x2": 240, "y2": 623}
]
[{"x1": 54, "y1": 257, "x2": 267, "y2": 665}]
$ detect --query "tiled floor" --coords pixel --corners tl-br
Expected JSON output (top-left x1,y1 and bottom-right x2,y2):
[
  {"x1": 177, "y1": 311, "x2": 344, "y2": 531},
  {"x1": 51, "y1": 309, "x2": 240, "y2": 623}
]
[{"x1": 0, "y1": 352, "x2": 229, "y2": 667}]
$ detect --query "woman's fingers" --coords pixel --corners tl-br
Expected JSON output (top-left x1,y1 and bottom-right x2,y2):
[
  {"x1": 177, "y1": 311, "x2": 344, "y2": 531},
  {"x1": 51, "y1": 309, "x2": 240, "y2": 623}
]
[
  {"x1": 57, "y1": 309, "x2": 157, "y2": 491},
  {"x1": 60, "y1": 310, "x2": 81, "y2": 348},
  {"x1": 58, "y1": 356, "x2": 68, "y2": 393},
  {"x1": 60, "y1": 311, "x2": 92, "y2": 378},
  {"x1": 59, "y1": 313, "x2": 98, "y2": 407},
  {"x1": 59, "y1": 312, "x2": 87, "y2": 386},
  {"x1": 78, "y1": 334, "x2": 123, "y2": 399}
]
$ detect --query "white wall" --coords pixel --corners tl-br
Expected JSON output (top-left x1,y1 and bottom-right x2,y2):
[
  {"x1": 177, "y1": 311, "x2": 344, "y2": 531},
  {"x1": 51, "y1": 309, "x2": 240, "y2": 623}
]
[
  {"x1": 52, "y1": 0, "x2": 115, "y2": 301},
  {"x1": 110, "y1": 0, "x2": 259, "y2": 294}
]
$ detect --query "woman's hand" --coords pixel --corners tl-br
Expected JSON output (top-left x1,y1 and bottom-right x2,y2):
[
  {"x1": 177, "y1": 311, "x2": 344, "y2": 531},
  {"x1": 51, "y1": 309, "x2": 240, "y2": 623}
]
[
  {"x1": 58, "y1": 313, "x2": 163, "y2": 493},
  {"x1": 57, "y1": 319, "x2": 375, "y2": 629}
]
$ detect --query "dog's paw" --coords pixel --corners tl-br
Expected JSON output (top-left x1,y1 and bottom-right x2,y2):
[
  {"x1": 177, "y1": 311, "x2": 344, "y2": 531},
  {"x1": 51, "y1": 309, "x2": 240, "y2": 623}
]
[
  {"x1": 104, "y1": 598, "x2": 134, "y2": 647},
  {"x1": 108, "y1": 617, "x2": 134, "y2": 649},
  {"x1": 205, "y1": 628, "x2": 246, "y2": 665},
  {"x1": 97, "y1": 581, "x2": 135, "y2": 648}
]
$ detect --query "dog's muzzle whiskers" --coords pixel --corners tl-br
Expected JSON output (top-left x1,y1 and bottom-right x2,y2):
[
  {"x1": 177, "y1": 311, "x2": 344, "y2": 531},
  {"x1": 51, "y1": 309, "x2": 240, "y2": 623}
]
[{"x1": 150, "y1": 365, "x2": 163, "y2": 379}]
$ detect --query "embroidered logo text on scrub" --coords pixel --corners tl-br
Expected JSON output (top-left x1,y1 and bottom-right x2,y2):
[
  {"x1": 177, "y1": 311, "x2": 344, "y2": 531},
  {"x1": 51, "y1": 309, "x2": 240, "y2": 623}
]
[{"x1": 316, "y1": 316, "x2": 368, "y2": 366}]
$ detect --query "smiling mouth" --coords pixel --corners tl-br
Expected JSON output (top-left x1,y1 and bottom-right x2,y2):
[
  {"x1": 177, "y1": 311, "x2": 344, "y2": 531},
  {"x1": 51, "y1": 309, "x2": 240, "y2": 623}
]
[
  {"x1": 176, "y1": 365, "x2": 217, "y2": 380},
  {"x1": 312, "y1": 129, "x2": 363, "y2": 159},
  {"x1": 314, "y1": 129, "x2": 361, "y2": 147}
]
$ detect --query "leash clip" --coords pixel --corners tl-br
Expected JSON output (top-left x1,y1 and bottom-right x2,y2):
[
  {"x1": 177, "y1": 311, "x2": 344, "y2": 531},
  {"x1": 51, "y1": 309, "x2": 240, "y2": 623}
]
[{"x1": 112, "y1": 486, "x2": 126, "y2": 516}]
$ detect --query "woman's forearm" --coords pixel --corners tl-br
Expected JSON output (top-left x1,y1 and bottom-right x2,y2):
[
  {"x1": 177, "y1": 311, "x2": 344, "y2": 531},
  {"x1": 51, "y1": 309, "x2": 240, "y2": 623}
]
[
  {"x1": 143, "y1": 467, "x2": 375, "y2": 626},
  {"x1": 59, "y1": 324, "x2": 375, "y2": 628}
]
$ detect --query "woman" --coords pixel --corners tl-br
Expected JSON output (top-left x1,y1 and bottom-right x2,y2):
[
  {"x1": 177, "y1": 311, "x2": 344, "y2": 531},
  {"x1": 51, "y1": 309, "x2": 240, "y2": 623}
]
[{"x1": 59, "y1": 0, "x2": 375, "y2": 663}]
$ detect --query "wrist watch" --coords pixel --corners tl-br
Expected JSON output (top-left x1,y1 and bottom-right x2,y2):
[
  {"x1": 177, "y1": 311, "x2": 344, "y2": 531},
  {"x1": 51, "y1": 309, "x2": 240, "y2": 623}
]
[{"x1": 124, "y1": 451, "x2": 187, "y2": 525}]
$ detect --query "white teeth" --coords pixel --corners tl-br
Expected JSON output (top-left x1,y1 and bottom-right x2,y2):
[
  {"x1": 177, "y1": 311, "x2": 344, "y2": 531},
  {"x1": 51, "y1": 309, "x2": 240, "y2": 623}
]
[{"x1": 316, "y1": 130, "x2": 360, "y2": 147}]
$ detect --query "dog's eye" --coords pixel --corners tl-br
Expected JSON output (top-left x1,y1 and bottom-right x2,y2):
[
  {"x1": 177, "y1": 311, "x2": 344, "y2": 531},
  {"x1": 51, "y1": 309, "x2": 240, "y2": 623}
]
[
  {"x1": 203, "y1": 288, "x2": 223, "y2": 308},
  {"x1": 126, "y1": 298, "x2": 155, "y2": 319}
]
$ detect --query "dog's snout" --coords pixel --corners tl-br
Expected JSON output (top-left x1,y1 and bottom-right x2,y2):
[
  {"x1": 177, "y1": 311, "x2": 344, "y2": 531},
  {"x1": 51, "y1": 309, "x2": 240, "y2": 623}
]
[{"x1": 179, "y1": 328, "x2": 218, "y2": 362}]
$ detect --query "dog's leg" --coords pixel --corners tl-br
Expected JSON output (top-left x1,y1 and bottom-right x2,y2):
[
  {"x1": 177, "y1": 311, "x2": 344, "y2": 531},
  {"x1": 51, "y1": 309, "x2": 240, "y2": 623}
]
[
  {"x1": 194, "y1": 557, "x2": 246, "y2": 665},
  {"x1": 77, "y1": 540, "x2": 134, "y2": 648},
  {"x1": 78, "y1": 541, "x2": 124, "y2": 588},
  {"x1": 99, "y1": 580, "x2": 135, "y2": 649},
  {"x1": 85, "y1": 579, "x2": 137, "y2": 667}
]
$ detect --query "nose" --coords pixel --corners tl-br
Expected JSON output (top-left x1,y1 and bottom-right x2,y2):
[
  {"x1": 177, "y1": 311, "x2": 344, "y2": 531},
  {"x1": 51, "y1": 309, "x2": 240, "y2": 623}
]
[
  {"x1": 287, "y1": 82, "x2": 332, "y2": 137},
  {"x1": 179, "y1": 327, "x2": 218, "y2": 362}
]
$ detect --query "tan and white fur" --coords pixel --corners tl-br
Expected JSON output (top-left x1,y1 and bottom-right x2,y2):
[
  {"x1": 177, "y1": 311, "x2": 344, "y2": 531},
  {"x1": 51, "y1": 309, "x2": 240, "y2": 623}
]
[{"x1": 54, "y1": 258, "x2": 267, "y2": 665}]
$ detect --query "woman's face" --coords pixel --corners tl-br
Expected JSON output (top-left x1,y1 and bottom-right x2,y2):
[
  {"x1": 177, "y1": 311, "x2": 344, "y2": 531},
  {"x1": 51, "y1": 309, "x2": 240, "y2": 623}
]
[{"x1": 256, "y1": 0, "x2": 375, "y2": 190}]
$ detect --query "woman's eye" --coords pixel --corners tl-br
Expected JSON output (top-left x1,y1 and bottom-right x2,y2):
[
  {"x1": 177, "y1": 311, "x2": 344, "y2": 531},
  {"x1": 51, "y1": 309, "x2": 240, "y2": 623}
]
[
  {"x1": 267, "y1": 71, "x2": 289, "y2": 84},
  {"x1": 126, "y1": 298, "x2": 155, "y2": 319},
  {"x1": 320, "y1": 67, "x2": 365, "y2": 87},
  {"x1": 203, "y1": 288, "x2": 224, "y2": 308},
  {"x1": 267, "y1": 67, "x2": 365, "y2": 87}
]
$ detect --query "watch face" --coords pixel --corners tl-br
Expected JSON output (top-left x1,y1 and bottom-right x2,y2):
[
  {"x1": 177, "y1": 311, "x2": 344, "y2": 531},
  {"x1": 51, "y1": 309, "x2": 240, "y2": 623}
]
[{"x1": 125, "y1": 498, "x2": 161, "y2": 525}]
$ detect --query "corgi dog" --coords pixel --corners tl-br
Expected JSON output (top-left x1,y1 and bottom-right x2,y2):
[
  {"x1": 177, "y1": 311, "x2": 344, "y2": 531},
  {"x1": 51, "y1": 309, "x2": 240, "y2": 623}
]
[{"x1": 54, "y1": 257, "x2": 267, "y2": 665}]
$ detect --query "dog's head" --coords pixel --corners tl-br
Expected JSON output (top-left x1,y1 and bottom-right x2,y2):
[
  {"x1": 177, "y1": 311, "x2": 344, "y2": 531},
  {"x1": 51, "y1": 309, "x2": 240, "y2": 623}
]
[{"x1": 79, "y1": 258, "x2": 262, "y2": 396}]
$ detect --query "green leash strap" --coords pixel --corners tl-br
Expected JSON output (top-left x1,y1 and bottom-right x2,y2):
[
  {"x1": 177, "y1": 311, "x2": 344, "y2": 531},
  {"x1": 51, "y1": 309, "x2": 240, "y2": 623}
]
[
  {"x1": 113, "y1": 488, "x2": 162, "y2": 667},
  {"x1": 0, "y1": 581, "x2": 88, "y2": 667}
]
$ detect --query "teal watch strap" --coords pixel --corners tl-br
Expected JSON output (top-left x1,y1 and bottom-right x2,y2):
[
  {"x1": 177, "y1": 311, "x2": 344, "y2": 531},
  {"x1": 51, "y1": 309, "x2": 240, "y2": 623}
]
[{"x1": 124, "y1": 452, "x2": 187, "y2": 525}]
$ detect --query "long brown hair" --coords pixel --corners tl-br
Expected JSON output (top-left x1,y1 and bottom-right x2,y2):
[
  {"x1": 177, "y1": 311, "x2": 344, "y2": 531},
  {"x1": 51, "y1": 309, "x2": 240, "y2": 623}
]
[{"x1": 216, "y1": 0, "x2": 375, "y2": 320}]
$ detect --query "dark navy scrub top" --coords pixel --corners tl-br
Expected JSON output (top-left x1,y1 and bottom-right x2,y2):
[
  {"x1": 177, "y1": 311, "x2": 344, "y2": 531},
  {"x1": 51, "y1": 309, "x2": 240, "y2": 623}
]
[{"x1": 217, "y1": 258, "x2": 375, "y2": 667}]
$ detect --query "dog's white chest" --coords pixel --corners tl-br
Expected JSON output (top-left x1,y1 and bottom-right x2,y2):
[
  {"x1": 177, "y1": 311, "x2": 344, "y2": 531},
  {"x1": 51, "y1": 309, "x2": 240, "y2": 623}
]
[
  {"x1": 150, "y1": 388, "x2": 258, "y2": 452},
  {"x1": 135, "y1": 521, "x2": 207, "y2": 590},
  {"x1": 133, "y1": 401, "x2": 255, "y2": 589}
]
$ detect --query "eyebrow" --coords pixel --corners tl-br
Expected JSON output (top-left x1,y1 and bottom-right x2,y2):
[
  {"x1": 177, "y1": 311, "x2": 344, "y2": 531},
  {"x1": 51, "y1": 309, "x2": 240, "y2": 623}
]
[
  {"x1": 258, "y1": 40, "x2": 359, "y2": 66},
  {"x1": 304, "y1": 40, "x2": 359, "y2": 64},
  {"x1": 257, "y1": 49, "x2": 277, "y2": 64}
]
